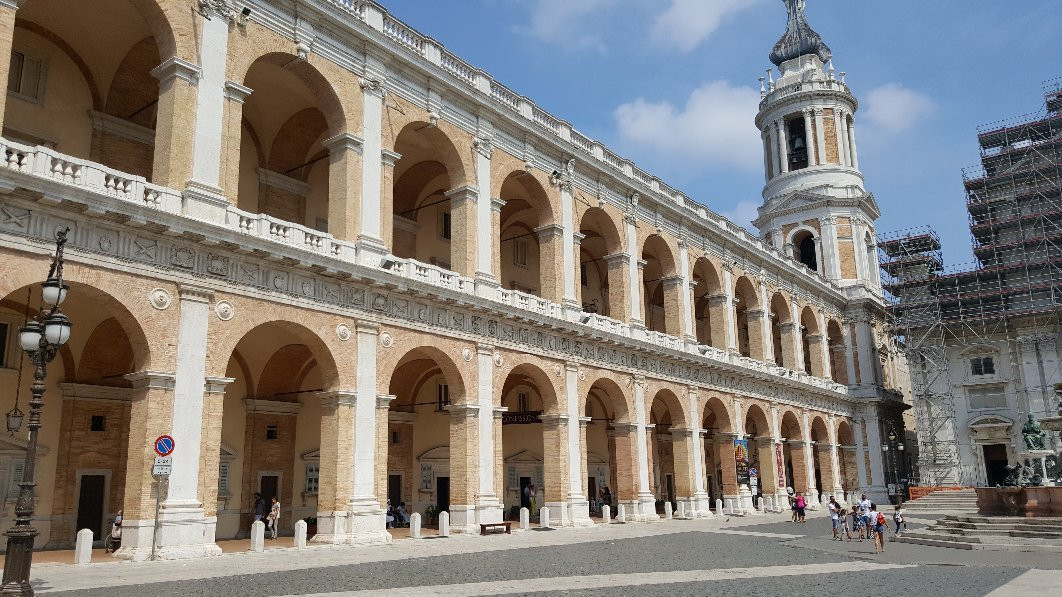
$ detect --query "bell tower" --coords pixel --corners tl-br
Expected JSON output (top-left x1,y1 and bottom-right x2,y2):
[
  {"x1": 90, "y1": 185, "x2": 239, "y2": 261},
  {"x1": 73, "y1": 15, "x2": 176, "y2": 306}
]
[{"x1": 752, "y1": 0, "x2": 881, "y2": 292}]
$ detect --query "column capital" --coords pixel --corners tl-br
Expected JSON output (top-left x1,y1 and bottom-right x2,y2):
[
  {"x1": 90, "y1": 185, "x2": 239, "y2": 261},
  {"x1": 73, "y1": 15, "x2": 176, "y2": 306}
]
[
  {"x1": 223, "y1": 80, "x2": 253, "y2": 103},
  {"x1": 322, "y1": 133, "x2": 365, "y2": 155},
  {"x1": 540, "y1": 413, "x2": 570, "y2": 426},
  {"x1": 317, "y1": 391, "x2": 357, "y2": 409},
  {"x1": 150, "y1": 56, "x2": 201, "y2": 85},
  {"x1": 476, "y1": 342, "x2": 494, "y2": 355},
  {"x1": 473, "y1": 136, "x2": 493, "y2": 159},
  {"x1": 204, "y1": 376, "x2": 236, "y2": 395},
  {"x1": 125, "y1": 371, "x2": 177, "y2": 391},
  {"x1": 660, "y1": 275, "x2": 685, "y2": 289},
  {"x1": 445, "y1": 403, "x2": 480, "y2": 418},
  {"x1": 610, "y1": 422, "x2": 638, "y2": 434},
  {"x1": 355, "y1": 321, "x2": 380, "y2": 336},
  {"x1": 604, "y1": 252, "x2": 630, "y2": 266},
  {"x1": 177, "y1": 285, "x2": 213, "y2": 303},
  {"x1": 445, "y1": 185, "x2": 479, "y2": 205},
  {"x1": 669, "y1": 427, "x2": 695, "y2": 438},
  {"x1": 376, "y1": 394, "x2": 397, "y2": 409},
  {"x1": 565, "y1": 361, "x2": 580, "y2": 373},
  {"x1": 359, "y1": 76, "x2": 388, "y2": 98},
  {"x1": 492, "y1": 406, "x2": 508, "y2": 420},
  {"x1": 578, "y1": 416, "x2": 592, "y2": 428},
  {"x1": 381, "y1": 149, "x2": 402, "y2": 167},
  {"x1": 534, "y1": 223, "x2": 565, "y2": 241},
  {"x1": 490, "y1": 197, "x2": 507, "y2": 212}
]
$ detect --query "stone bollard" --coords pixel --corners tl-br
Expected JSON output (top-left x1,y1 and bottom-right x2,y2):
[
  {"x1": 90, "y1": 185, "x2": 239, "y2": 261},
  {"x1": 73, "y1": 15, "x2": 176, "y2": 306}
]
[
  {"x1": 251, "y1": 520, "x2": 265, "y2": 552},
  {"x1": 75, "y1": 528, "x2": 93, "y2": 566},
  {"x1": 294, "y1": 520, "x2": 307, "y2": 549},
  {"x1": 617, "y1": 504, "x2": 626, "y2": 523},
  {"x1": 439, "y1": 511, "x2": 450, "y2": 537},
  {"x1": 519, "y1": 507, "x2": 530, "y2": 530},
  {"x1": 664, "y1": 502, "x2": 673, "y2": 519},
  {"x1": 677, "y1": 502, "x2": 686, "y2": 519},
  {"x1": 715, "y1": 499, "x2": 724, "y2": 516},
  {"x1": 540, "y1": 506, "x2": 551, "y2": 529},
  {"x1": 410, "y1": 513, "x2": 422, "y2": 539},
  {"x1": 601, "y1": 505, "x2": 611, "y2": 524}
]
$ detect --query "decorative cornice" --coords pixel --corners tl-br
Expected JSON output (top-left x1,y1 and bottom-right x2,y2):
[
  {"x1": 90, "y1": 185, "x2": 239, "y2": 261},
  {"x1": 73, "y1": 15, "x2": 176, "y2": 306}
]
[
  {"x1": 257, "y1": 168, "x2": 311, "y2": 197},
  {"x1": 150, "y1": 57, "x2": 201, "y2": 85},
  {"x1": 124, "y1": 371, "x2": 177, "y2": 391},
  {"x1": 223, "y1": 81, "x2": 253, "y2": 103},
  {"x1": 205, "y1": 376, "x2": 236, "y2": 395},
  {"x1": 89, "y1": 111, "x2": 155, "y2": 146},
  {"x1": 322, "y1": 133, "x2": 365, "y2": 155},
  {"x1": 245, "y1": 398, "x2": 302, "y2": 415}
]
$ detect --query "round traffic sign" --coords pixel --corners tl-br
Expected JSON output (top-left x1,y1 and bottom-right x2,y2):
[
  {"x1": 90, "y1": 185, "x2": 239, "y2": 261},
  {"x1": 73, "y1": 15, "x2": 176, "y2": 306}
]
[{"x1": 154, "y1": 435, "x2": 175, "y2": 457}]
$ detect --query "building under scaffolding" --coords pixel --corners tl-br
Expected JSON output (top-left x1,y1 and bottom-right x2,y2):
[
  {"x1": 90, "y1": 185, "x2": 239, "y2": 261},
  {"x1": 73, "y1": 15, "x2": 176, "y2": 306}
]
[{"x1": 879, "y1": 78, "x2": 1062, "y2": 487}]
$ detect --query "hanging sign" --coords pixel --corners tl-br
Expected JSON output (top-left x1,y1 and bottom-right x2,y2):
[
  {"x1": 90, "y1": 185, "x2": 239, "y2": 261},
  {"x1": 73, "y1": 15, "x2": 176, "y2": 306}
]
[
  {"x1": 734, "y1": 438, "x2": 750, "y2": 486},
  {"x1": 775, "y1": 442, "x2": 786, "y2": 489}
]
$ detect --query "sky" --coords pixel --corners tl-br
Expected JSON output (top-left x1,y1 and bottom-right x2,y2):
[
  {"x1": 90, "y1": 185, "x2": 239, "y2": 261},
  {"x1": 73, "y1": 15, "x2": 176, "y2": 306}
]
[{"x1": 377, "y1": 0, "x2": 1060, "y2": 267}]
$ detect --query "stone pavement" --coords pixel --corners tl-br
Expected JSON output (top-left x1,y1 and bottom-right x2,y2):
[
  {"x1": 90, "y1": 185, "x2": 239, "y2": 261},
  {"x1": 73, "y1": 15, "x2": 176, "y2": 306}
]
[{"x1": 34, "y1": 511, "x2": 1062, "y2": 596}]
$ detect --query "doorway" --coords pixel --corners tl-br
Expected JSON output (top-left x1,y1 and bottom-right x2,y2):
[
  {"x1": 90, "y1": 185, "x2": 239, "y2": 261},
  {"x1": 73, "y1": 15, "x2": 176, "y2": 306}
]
[
  {"x1": 983, "y1": 444, "x2": 1009, "y2": 487},
  {"x1": 260, "y1": 475, "x2": 279, "y2": 504},
  {"x1": 76, "y1": 475, "x2": 106, "y2": 541},
  {"x1": 388, "y1": 474, "x2": 402, "y2": 508},
  {"x1": 587, "y1": 477, "x2": 598, "y2": 513},
  {"x1": 665, "y1": 474, "x2": 675, "y2": 508},
  {"x1": 519, "y1": 476, "x2": 532, "y2": 509},
  {"x1": 436, "y1": 476, "x2": 450, "y2": 513}
]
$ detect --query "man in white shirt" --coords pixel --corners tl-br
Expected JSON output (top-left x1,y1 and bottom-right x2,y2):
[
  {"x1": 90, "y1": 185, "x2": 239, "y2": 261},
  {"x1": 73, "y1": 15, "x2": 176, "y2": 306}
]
[{"x1": 858, "y1": 494, "x2": 873, "y2": 539}]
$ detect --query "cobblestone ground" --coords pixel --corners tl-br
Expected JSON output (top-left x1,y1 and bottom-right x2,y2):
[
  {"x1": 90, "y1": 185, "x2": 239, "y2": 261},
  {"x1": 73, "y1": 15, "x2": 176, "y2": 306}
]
[{"x1": 39, "y1": 512, "x2": 1062, "y2": 596}]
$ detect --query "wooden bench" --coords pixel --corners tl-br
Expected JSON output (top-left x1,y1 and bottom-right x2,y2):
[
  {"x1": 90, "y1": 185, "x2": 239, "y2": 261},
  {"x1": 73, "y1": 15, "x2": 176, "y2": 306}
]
[{"x1": 480, "y1": 522, "x2": 511, "y2": 535}]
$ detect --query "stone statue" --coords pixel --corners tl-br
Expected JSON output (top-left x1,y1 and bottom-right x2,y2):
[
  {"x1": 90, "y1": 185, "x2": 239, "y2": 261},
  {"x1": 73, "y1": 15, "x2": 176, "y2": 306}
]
[
  {"x1": 1001, "y1": 462, "x2": 1023, "y2": 487},
  {"x1": 1022, "y1": 414, "x2": 1047, "y2": 451}
]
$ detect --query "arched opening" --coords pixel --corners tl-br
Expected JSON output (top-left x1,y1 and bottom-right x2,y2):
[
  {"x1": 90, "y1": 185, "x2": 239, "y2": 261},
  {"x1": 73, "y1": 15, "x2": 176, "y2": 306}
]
[
  {"x1": 238, "y1": 54, "x2": 342, "y2": 232},
  {"x1": 801, "y1": 306, "x2": 822, "y2": 376},
  {"x1": 785, "y1": 114, "x2": 809, "y2": 171},
  {"x1": 649, "y1": 390, "x2": 688, "y2": 513},
  {"x1": 215, "y1": 322, "x2": 336, "y2": 543},
  {"x1": 691, "y1": 258, "x2": 723, "y2": 347},
  {"x1": 498, "y1": 173, "x2": 554, "y2": 298},
  {"x1": 827, "y1": 320, "x2": 847, "y2": 384},
  {"x1": 743, "y1": 404, "x2": 773, "y2": 503},
  {"x1": 499, "y1": 364, "x2": 560, "y2": 522},
  {"x1": 733, "y1": 277, "x2": 761, "y2": 359},
  {"x1": 577, "y1": 207, "x2": 623, "y2": 319},
  {"x1": 837, "y1": 420, "x2": 858, "y2": 496},
  {"x1": 7, "y1": 0, "x2": 172, "y2": 181},
  {"x1": 701, "y1": 397, "x2": 734, "y2": 505},
  {"x1": 391, "y1": 124, "x2": 465, "y2": 273},
  {"x1": 0, "y1": 281, "x2": 148, "y2": 549},
  {"x1": 641, "y1": 235, "x2": 677, "y2": 335},
  {"x1": 793, "y1": 230, "x2": 818, "y2": 272},
  {"x1": 810, "y1": 416, "x2": 830, "y2": 499},
  {"x1": 769, "y1": 293, "x2": 792, "y2": 368},
  {"x1": 385, "y1": 347, "x2": 467, "y2": 533},
  {"x1": 779, "y1": 411, "x2": 805, "y2": 494},
  {"x1": 584, "y1": 379, "x2": 633, "y2": 520}
]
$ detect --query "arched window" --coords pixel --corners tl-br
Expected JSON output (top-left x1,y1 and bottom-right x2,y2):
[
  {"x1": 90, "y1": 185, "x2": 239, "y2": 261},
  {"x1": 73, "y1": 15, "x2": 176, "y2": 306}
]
[
  {"x1": 786, "y1": 116, "x2": 809, "y2": 170},
  {"x1": 792, "y1": 231, "x2": 818, "y2": 272}
]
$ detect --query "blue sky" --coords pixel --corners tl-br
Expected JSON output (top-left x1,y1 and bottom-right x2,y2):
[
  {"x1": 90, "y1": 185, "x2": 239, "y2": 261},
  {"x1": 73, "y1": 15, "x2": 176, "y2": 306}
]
[{"x1": 378, "y1": 0, "x2": 1059, "y2": 266}]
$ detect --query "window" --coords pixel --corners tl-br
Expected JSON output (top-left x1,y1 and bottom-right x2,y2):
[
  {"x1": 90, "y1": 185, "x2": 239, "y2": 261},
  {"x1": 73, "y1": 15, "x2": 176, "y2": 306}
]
[
  {"x1": 580, "y1": 263, "x2": 588, "y2": 287},
  {"x1": 8, "y1": 51, "x2": 42, "y2": 101},
  {"x1": 971, "y1": 357, "x2": 995, "y2": 376},
  {"x1": 436, "y1": 383, "x2": 450, "y2": 411},
  {"x1": 513, "y1": 240, "x2": 528, "y2": 268},
  {"x1": 797, "y1": 234, "x2": 818, "y2": 272},
  {"x1": 391, "y1": 431, "x2": 400, "y2": 444},
  {"x1": 218, "y1": 462, "x2": 230, "y2": 496},
  {"x1": 786, "y1": 116, "x2": 809, "y2": 170},
  {"x1": 440, "y1": 212, "x2": 452, "y2": 240},
  {"x1": 265, "y1": 425, "x2": 278, "y2": 440},
  {"x1": 304, "y1": 462, "x2": 320, "y2": 494},
  {"x1": 517, "y1": 392, "x2": 530, "y2": 412},
  {"x1": 90, "y1": 415, "x2": 105, "y2": 432},
  {"x1": 0, "y1": 322, "x2": 8, "y2": 367},
  {"x1": 967, "y1": 385, "x2": 1006, "y2": 410}
]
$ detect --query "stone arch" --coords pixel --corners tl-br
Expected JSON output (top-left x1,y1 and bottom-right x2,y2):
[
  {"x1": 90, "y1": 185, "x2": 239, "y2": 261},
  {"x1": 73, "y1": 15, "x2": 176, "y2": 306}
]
[
  {"x1": 13, "y1": 19, "x2": 102, "y2": 110},
  {"x1": 583, "y1": 376, "x2": 632, "y2": 424},
  {"x1": 239, "y1": 52, "x2": 346, "y2": 136},
  {"x1": 641, "y1": 234, "x2": 678, "y2": 334},
  {"x1": 219, "y1": 321, "x2": 340, "y2": 393},
  {"x1": 577, "y1": 206, "x2": 625, "y2": 319},
  {"x1": 648, "y1": 387, "x2": 689, "y2": 429},
  {"x1": 743, "y1": 402, "x2": 771, "y2": 438},
  {"x1": 497, "y1": 361, "x2": 561, "y2": 416},
  {"x1": 104, "y1": 36, "x2": 160, "y2": 128},
  {"x1": 383, "y1": 345, "x2": 469, "y2": 405},
  {"x1": 779, "y1": 410, "x2": 803, "y2": 440},
  {"x1": 701, "y1": 395, "x2": 733, "y2": 433},
  {"x1": 810, "y1": 415, "x2": 830, "y2": 443},
  {"x1": 498, "y1": 170, "x2": 556, "y2": 298},
  {"x1": 733, "y1": 276, "x2": 761, "y2": 359},
  {"x1": 383, "y1": 93, "x2": 471, "y2": 189},
  {"x1": 267, "y1": 108, "x2": 329, "y2": 180},
  {"x1": 75, "y1": 318, "x2": 135, "y2": 387}
]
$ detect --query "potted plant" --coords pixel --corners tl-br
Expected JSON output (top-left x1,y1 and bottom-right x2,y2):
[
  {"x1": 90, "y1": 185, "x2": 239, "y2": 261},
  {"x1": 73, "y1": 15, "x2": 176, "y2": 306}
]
[{"x1": 425, "y1": 504, "x2": 438, "y2": 526}]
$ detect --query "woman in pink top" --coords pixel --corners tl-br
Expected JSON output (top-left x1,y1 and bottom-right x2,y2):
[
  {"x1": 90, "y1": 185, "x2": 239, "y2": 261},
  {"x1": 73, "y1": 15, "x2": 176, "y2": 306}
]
[{"x1": 794, "y1": 492, "x2": 807, "y2": 523}]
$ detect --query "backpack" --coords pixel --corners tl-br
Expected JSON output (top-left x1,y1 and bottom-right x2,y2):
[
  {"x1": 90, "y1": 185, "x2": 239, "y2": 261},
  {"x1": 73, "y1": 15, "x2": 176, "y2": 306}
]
[{"x1": 877, "y1": 512, "x2": 887, "y2": 526}]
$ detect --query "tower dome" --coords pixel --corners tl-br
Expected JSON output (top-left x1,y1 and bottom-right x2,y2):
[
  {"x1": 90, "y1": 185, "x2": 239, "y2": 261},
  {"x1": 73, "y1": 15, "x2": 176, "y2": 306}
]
[{"x1": 769, "y1": 0, "x2": 832, "y2": 67}]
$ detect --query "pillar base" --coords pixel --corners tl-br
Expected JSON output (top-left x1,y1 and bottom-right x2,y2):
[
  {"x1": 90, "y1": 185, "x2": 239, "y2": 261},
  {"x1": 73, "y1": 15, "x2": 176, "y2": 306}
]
[
  {"x1": 694, "y1": 494, "x2": 714, "y2": 517},
  {"x1": 567, "y1": 498, "x2": 594, "y2": 527},
  {"x1": 544, "y1": 501, "x2": 571, "y2": 527},
  {"x1": 312, "y1": 510, "x2": 350, "y2": 544},
  {"x1": 347, "y1": 507, "x2": 392, "y2": 546},
  {"x1": 637, "y1": 494, "x2": 660, "y2": 522},
  {"x1": 449, "y1": 505, "x2": 481, "y2": 534},
  {"x1": 356, "y1": 235, "x2": 389, "y2": 267},
  {"x1": 738, "y1": 487, "x2": 757, "y2": 515},
  {"x1": 113, "y1": 504, "x2": 221, "y2": 562},
  {"x1": 474, "y1": 498, "x2": 505, "y2": 526}
]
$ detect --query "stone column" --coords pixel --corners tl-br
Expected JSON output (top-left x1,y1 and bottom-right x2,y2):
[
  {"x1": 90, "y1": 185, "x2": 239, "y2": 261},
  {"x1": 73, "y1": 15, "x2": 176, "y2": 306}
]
[
  {"x1": 150, "y1": 57, "x2": 200, "y2": 191},
  {"x1": 864, "y1": 414, "x2": 887, "y2": 500},
  {"x1": 490, "y1": 198, "x2": 506, "y2": 281},
  {"x1": 474, "y1": 344, "x2": 503, "y2": 524},
  {"x1": 541, "y1": 413, "x2": 571, "y2": 526},
  {"x1": 572, "y1": 232, "x2": 585, "y2": 308},
  {"x1": 357, "y1": 76, "x2": 388, "y2": 262},
  {"x1": 827, "y1": 416, "x2": 845, "y2": 496},
  {"x1": 847, "y1": 117, "x2": 860, "y2": 170},
  {"x1": 813, "y1": 108, "x2": 827, "y2": 167},
  {"x1": 687, "y1": 389, "x2": 711, "y2": 516},
  {"x1": 806, "y1": 334, "x2": 826, "y2": 377},
  {"x1": 604, "y1": 253, "x2": 632, "y2": 322},
  {"x1": 775, "y1": 120, "x2": 789, "y2": 174},
  {"x1": 854, "y1": 317, "x2": 878, "y2": 386},
  {"x1": 322, "y1": 133, "x2": 365, "y2": 243},
  {"x1": 842, "y1": 324, "x2": 858, "y2": 386},
  {"x1": 834, "y1": 109, "x2": 849, "y2": 167},
  {"x1": 721, "y1": 265, "x2": 738, "y2": 353},
  {"x1": 677, "y1": 240, "x2": 695, "y2": 344},
  {"x1": 762, "y1": 131, "x2": 772, "y2": 182},
  {"x1": 819, "y1": 216, "x2": 841, "y2": 281},
  {"x1": 558, "y1": 171, "x2": 579, "y2": 311},
  {"x1": 219, "y1": 81, "x2": 252, "y2": 204},
  {"x1": 473, "y1": 137, "x2": 496, "y2": 286},
  {"x1": 788, "y1": 439, "x2": 809, "y2": 493},
  {"x1": 757, "y1": 280, "x2": 773, "y2": 361},
  {"x1": 184, "y1": 10, "x2": 231, "y2": 214},
  {"x1": 660, "y1": 275, "x2": 685, "y2": 338},
  {"x1": 197, "y1": 376, "x2": 234, "y2": 522},
  {"x1": 375, "y1": 396, "x2": 395, "y2": 515},
  {"x1": 632, "y1": 376, "x2": 658, "y2": 520},
  {"x1": 801, "y1": 411, "x2": 819, "y2": 505},
  {"x1": 816, "y1": 443, "x2": 839, "y2": 500},
  {"x1": 732, "y1": 399, "x2": 754, "y2": 513},
  {"x1": 802, "y1": 109, "x2": 816, "y2": 166},
  {"x1": 115, "y1": 372, "x2": 177, "y2": 561},
  {"x1": 855, "y1": 418, "x2": 870, "y2": 493},
  {"x1": 755, "y1": 436, "x2": 780, "y2": 503},
  {"x1": 447, "y1": 186, "x2": 479, "y2": 277},
  {"x1": 579, "y1": 417, "x2": 591, "y2": 501},
  {"x1": 717, "y1": 433, "x2": 740, "y2": 507},
  {"x1": 565, "y1": 363, "x2": 591, "y2": 525},
  {"x1": 624, "y1": 215, "x2": 643, "y2": 327},
  {"x1": 0, "y1": 1, "x2": 18, "y2": 133},
  {"x1": 636, "y1": 260, "x2": 648, "y2": 330},
  {"x1": 314, "y1": 391, "x2": 357, "y2": 543},
  {"x1": 536, "y1": 224, "x2": 565, "y2": 303},
  {"x1": 707, "y1": 294, "x2": 730, "y2": 350},
  {"x1": 670, "y1": 427, "x2": 697, "y2": 515},
  {"x1": 745, "y1": 310, "x2": 767, "y2": 361},
  {"x1": 769, "y1": 405, "x2": 789, "y2": 504},
  {"x1": 349, "y1": 323, "x2": 389, "y2": 543},
  {"x1": 767, "y1": 124, "x2": 780, "y2": 178},
  {"x1": 446, "y1": 403, "x2": 480, "y2": 533},
  {"x1": 790, "y1": 301, "x2": 805, "y2": 370}
]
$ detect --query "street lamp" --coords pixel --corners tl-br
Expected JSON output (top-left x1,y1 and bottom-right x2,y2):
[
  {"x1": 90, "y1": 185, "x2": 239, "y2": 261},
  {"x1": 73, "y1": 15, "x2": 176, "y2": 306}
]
[
  {"x1": 881, "y1": 427, "x2": 905, "y2": 508},
  {"x1": 1, "y1": 228, "x2": 72, "y2": 596}
]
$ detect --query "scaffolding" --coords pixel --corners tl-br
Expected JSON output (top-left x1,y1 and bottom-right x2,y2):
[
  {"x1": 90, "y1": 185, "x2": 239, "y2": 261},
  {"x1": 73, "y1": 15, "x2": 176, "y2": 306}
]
[{"x1": 879, "y1": 78, "x2": 1062, "y2": 486}]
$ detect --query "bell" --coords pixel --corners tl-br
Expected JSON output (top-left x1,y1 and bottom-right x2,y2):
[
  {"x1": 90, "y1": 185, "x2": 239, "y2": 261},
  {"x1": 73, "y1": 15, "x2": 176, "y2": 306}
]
[{"x1": 792, "y1": 136, "x2": 806, "y2": 151}]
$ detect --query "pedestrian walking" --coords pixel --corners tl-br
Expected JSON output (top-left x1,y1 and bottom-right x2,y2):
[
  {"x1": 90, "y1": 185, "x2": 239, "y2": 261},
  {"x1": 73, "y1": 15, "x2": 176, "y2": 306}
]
[
  {"x1": 267, "y1": 496, "x2": 281, "y2": 539},
  {"x1": 873, "y1": 506, "x2": 891, "y2": 553},
  {"x1": 787, "y1": 487, "x2": 797, "y2": 522},
  {"x1": 828, "y1": 496, "x2": 841, "y2": 540},
  {"x1": 838, "y1": 507, "x2": 853, "y2": 541},
  {"x1": 858, "y1": 493, "x2": 872, "y2": 539},
  {"x1": 253, "y1": 493, "x2": 266, "y2": 526},
  {"x1": 794, "y1": 492, "x2": 807, "y2": 523},
  {"x1": 893, "y1": 504, "x2": 906, "y2": 535}
]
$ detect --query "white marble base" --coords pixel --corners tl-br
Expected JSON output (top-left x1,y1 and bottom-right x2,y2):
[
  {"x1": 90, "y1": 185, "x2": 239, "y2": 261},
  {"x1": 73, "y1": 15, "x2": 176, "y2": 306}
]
[
  {"x1": 568, "y1": 499, "x2": 594, "y2": 527},
  {"x1": 113, "y1": 503, "x2": 222, "y2": 562},
  {"x1": 449, "y1": 504, "x2": 480, "y2": 534}
]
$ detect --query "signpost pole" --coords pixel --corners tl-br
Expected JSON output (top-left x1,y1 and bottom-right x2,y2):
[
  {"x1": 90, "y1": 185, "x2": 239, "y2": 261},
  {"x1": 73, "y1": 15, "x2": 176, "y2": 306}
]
[{"x1": 151, "y1": 474, "x2": 162, "y2": 561}]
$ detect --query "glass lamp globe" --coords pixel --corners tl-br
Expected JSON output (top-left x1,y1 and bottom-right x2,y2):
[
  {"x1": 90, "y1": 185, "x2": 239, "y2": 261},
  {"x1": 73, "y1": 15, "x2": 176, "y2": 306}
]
[
  {"x1": 18, "y1": 321, "x2": 43, "y2": 352},
  {"x1": 5, "y1": 406, "x2": 23, "y2": 434},
  {"x1": 43, "y1": 313, "x2": 72, "y2": 346},
  {"x1": 41, "y1": 277, "x2": 68, "y2": 306}
]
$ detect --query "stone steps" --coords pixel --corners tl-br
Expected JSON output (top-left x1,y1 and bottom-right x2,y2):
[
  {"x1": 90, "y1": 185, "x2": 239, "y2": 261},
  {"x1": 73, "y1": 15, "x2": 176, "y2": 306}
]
[
  {"x1": 895, "y1": 510, "x2": 1062, "y2": 552},
  {"x1": 903, "y1": 489, "x2": 979, "y2": 511}
]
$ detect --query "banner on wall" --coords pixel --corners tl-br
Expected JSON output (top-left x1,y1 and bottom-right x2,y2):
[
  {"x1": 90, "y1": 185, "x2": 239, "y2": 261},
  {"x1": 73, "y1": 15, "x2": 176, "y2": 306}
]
[
  {"x1": 775, "y1": 442, "x2": 786, "y2": 489},
  {"x1": 734, "y1": 438, "x2": 750, "y2": 486}
]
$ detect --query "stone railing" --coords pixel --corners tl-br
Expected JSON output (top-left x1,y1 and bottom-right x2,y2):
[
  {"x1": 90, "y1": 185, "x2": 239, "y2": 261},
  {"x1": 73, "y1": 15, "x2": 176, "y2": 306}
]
[
  {"x1": 763, "y1": 78, "x2": 851, "y2": 104},
  {"x1": 0, "y1": 138, "x2": 848, "y2": 397}
]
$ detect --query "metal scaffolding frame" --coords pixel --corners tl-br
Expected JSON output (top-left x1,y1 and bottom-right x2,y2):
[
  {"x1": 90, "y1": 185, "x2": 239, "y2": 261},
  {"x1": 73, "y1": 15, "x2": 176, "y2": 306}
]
[{"x1": 879, "y1": 78, "x2": 1062, "y2": 486}]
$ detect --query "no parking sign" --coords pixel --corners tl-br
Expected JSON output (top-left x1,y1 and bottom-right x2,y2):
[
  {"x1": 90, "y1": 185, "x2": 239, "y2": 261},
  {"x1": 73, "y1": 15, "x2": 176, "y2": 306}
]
[{"x1": 154, "y1": 435, "x2": 175, "y2": 457}]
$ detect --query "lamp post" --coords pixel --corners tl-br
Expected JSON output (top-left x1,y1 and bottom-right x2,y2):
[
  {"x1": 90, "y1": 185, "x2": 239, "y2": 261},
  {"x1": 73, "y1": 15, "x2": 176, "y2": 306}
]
[
  {"x1": 881, "y1": 425, "x2": 905, "y2": 508},
  {"x1": 1, "y1": 228, "x2": 72, "y2": 596}
]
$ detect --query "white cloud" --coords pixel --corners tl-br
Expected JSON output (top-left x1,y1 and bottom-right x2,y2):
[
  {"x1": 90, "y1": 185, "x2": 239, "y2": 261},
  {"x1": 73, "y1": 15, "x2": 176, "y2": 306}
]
[
  {"x1": 515, "y1": 0, "x2": 615, "y2": 52},
  {"x1": 613, "y1": 80, "x2": 763, "y2": 171},
  {"x1": 652, "y1": 0, "x2": 763, "y2": 52},
  {"x1": 721, "y1": 199, "x2": 760, "y2": 230},
  {"x1": 862, "y1": 83, "x2": 935, "y2": 134}
]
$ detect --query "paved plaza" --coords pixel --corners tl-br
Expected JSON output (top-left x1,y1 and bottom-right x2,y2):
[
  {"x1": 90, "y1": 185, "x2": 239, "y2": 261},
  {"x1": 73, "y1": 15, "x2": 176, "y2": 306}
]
[{"x1": 31, "y1": 511, "x2": 1062, "y2": 596}]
